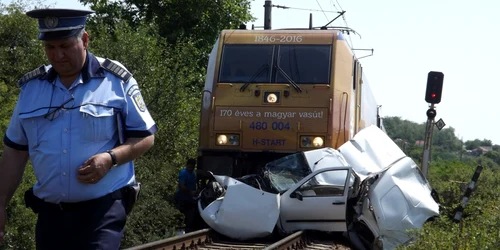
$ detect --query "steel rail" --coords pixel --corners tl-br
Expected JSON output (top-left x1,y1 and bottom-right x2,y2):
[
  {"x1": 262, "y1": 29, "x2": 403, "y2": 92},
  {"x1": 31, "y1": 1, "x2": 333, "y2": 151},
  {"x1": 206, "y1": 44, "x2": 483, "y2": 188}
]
[
  {"x1": 124, "y1": 229, "x2": 350, "y2": 250},
  {"x1": 123, "y1": 228, "x2": 211, "y2": 250},
  {"x1": 263, "y1": 230, "x2": 307, "y2": 250}
]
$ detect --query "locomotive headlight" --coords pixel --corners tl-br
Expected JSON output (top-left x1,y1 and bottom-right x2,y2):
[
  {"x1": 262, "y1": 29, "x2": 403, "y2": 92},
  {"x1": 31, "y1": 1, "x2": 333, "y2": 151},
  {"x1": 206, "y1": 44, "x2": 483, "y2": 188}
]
[
  {"x1": 217, "y1": 134, "x2": 228, "y2": 145},
  {"x1": 216, "y1": 134, "x2": 240, "y2": 146},
  {"x1": 264, "y1": 92, "x2": 280, "y2": 104},
  {"x1": 267, "y1": 93, "x2": 278, "y2": 103},
  {"x1": 313, "y1": 137, "x2": 324, "y2": 147}
]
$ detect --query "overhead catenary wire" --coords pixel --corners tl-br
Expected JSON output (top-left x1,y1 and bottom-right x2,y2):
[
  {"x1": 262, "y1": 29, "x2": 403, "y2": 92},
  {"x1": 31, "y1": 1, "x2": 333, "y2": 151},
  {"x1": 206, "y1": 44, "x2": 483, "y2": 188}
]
[
  {"x1": 330, "y1": 0, "x2": 354, "y2": 49},
  {"x1": 271, "y1": 1, "x2": 372, "y2": 59},
  {"x1": 272, "y1": 4, "x2": 342, "y2": 13},
  {"x1": 315, "y1": 0, "x2": 330, "y2": 22},
  {"x1": 330, "y1": 0, "x2": 339, "y2": 12}
]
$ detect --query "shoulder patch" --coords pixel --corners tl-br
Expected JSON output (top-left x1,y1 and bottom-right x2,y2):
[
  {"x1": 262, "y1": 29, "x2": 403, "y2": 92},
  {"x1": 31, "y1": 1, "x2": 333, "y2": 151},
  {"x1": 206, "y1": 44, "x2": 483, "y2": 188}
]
[
  {"x1": 101, "y1": 59, "x2": 133, "y2": 82},
  {"x1": 131, "y1": 91, "x2": 147, "y2": 112},
  {"x1": 17, "y1": 65, "x2": 47, "y2": 87}
]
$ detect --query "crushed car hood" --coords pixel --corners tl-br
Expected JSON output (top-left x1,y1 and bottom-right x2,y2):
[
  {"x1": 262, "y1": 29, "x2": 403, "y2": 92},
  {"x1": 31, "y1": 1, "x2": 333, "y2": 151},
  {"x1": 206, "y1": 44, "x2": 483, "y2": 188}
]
[
  {"x1": 198, "y1": 175, "x2": 280, "y2": 240},
  {"x1": 338, "y1": 125, "x2": 440, "y2": 249},
  {"x1": 198, "y1": 125, "x2": 440, "y2": 249},
  {"x1": 336, "y1": 124, "x2": 407, "y2": 180},
  {"x1": 367, "y1": 156, "x2": 439, "y2": 249}
]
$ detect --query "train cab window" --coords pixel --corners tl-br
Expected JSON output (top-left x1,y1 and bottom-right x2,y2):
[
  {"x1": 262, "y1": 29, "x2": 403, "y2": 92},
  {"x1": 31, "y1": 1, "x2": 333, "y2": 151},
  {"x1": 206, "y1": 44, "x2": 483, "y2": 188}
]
[
  {"x1": 219, "y1": 44, "x2": 274, "y2": 83},
  {"x1": 276, "y1": 45, "x2": 331, "y2": 84}
]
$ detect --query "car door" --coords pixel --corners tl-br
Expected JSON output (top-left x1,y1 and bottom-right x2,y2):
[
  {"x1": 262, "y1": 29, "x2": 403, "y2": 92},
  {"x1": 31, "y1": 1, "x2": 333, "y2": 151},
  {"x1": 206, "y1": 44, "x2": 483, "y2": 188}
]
[{"x1": 278, "y1": 167, "x2": 352, "y2": 233}]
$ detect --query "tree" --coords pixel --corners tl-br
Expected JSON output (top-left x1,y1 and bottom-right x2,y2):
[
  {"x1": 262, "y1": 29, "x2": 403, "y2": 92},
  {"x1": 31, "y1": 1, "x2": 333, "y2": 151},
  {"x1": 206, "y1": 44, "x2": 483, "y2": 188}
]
[
  {"x1": 79, "y1": 0, "x2": 255, "y2": 61},
  {"x1": 383, "y1": 116, "x2": 425, "y2": 144},
  {"x1": 432, "y1": 126, "x2": 462, "y2": 151},
  {"x1": 482, "y1": 151, "x2": 500, "y2": 166},
  {"x1": 0, "y1": 2, "x2": 53, "y2": 249},
  {"x1": 383, "y1": 116, "x2": 466, "y2": 163},
  {"x1": 0, "y1": 0, "x2": 257, "y2": 247},
  {"x1": 85, "y1": 16, "x2": 207, "y2": 248},
  {"x1": 0, "y1": 1, "x2": 47, "y2": 148},
  {"x1": 465, "y1": 139, "x2": 492, "y2": 150}
]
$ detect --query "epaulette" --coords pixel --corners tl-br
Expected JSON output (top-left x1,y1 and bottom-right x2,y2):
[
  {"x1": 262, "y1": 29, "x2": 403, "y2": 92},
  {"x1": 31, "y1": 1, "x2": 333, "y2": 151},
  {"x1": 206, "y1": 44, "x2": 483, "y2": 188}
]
[
  {"x1": 17, "y1": 65, "x2": 47, "y2": 87},
  {"x1": 101, "y1": 59, "x2": 133, "y2": 82}
]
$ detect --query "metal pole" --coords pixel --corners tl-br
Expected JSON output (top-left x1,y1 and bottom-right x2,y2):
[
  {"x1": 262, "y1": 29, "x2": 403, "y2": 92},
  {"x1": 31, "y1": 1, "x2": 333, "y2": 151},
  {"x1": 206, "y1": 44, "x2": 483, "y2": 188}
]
[
  {"x1": 453, "y1": 165, "x2": 483, "y2": 223},
  {"x1": 422, "y1": 104, "x2": 436, "y2": 177},
  {"x1": 264, "y1": 0, "x2": 272, "y2": 30},
  {"x1": 309, "y1": 13, "x2": 313, "y2": 29}
]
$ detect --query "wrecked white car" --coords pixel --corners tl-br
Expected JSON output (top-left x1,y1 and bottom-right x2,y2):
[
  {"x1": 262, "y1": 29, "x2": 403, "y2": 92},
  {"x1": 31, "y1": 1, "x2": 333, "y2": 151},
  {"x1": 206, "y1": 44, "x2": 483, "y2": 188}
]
[{"x1": 197, "y1": 126, "x2": 440, "y2": 250}]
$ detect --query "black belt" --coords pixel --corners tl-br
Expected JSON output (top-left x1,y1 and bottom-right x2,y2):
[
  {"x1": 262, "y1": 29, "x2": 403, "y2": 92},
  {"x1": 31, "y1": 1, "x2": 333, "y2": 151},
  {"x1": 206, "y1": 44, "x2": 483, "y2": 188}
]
[{"x1": 39, "y1": 188, "x2": 124, "y2": 212}]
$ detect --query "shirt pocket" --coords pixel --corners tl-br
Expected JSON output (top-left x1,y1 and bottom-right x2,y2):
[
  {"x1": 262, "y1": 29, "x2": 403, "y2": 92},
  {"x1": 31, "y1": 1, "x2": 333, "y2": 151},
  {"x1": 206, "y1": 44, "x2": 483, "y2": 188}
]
[
  {"x1": 18, "y1": 110, "x2": 50, "y2": 149},
  {"x1": 79, "y1": 105, "x2": 116, "y2": 142}
]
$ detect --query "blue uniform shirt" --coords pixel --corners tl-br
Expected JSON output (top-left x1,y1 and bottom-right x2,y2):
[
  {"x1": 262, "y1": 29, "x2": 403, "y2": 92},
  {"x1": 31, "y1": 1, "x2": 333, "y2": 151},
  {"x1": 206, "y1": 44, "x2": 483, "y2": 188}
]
[
  {"x1": 175, "y1": 168, "x2": 197, "y2": 201},
  {"x1": 3, "y1": 51, "x2": 158, "y2": 203}
]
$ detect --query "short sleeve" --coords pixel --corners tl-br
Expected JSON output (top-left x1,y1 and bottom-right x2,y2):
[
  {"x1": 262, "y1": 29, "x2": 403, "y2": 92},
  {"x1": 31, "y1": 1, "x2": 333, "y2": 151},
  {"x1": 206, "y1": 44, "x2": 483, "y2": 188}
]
[
  {"x1": 178, "y1": 170, "x2": 186, "y2": 185},
  {"x1": 122, "y1": 77, "x2": 158, "y2": 138},
  {"x1": 3, "y1": 93, "x2": 29, "y2": 151}
]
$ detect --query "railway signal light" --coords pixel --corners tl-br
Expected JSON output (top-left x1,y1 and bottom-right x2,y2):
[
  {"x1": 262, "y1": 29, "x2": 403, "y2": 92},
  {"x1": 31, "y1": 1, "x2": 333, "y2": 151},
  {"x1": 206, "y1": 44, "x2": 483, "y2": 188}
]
[{"x1": 425, "y1": 71, "x2": 444, "y2": 104}]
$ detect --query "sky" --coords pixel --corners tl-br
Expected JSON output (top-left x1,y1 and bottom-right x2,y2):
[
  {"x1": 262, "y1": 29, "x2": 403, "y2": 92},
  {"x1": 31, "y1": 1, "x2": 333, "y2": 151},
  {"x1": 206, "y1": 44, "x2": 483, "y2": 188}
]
[{"x1": 2, "y1": 0, "x2": 499, "y2": 144}]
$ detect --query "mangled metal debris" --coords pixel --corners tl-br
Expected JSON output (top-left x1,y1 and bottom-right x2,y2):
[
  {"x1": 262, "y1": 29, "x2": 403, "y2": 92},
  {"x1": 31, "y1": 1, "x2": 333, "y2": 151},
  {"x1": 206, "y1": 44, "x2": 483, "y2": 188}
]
[
  {"x1": 198, "y1": 125, "x2": 440, "y2": 249},
  {"x1": 197, "y1": 175, "x2": 280, "y2": 240}
]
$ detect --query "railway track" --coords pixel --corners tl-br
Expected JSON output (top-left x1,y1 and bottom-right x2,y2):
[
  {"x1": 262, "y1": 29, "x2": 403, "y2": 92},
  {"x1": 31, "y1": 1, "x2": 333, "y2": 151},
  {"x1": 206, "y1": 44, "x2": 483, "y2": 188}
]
[{"x1": 123, "y1": 228, "x2": 352, "y2": 250}]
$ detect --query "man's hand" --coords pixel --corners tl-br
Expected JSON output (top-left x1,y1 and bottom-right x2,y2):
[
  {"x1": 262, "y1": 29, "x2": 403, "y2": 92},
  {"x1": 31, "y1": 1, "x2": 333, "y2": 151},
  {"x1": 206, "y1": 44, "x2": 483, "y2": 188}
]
[
  {"x1": 77, "y1": 153, "x2": 113, "y2": 184},
  {"x1": 0, "y1": 205, "x2": 6, "y2": 243}
]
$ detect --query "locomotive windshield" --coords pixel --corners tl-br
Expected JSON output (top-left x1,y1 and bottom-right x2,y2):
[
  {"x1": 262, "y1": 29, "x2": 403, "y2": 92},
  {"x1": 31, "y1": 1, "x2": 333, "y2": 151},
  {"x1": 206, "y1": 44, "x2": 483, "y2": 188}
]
[
  {"x1": 219, "y1": 44, "x2": 274, "y2": 83},
  {"x1": 219, "y1": 44, "x2": 332, "y2": 84}
]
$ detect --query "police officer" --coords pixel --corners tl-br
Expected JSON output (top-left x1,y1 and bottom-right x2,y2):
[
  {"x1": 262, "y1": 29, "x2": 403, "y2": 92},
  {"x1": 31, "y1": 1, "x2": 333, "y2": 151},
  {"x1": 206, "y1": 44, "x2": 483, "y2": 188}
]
[{"x1": 0, "y1": 8, "x2": 158, "y2": 250}]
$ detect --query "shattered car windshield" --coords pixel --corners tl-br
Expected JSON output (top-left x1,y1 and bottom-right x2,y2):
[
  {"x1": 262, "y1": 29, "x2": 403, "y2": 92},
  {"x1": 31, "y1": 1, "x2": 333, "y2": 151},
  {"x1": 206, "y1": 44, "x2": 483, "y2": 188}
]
[{"x1": 263, "y1": 152, "x2": 312, "y2": 193}]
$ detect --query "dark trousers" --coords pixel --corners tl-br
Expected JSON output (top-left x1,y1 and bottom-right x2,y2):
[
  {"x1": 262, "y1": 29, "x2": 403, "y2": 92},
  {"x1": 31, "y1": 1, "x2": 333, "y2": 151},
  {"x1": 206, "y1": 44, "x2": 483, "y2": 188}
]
[
  {"x1": 35, "y1": 199, "x2": 127, "y2": 250},
  {"x1": 177, "y1": 199, "x2": 197, "y2": 233}
]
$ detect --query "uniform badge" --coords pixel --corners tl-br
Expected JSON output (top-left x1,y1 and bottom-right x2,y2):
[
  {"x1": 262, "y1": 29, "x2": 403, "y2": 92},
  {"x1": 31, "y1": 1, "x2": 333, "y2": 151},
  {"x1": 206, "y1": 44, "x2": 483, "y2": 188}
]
[
  {"x1": 44, "y1": 16, "x2": 58, "y2": 29},
  {"x1": 132, "y1": 91, "x2": 146, "y2": 112}
]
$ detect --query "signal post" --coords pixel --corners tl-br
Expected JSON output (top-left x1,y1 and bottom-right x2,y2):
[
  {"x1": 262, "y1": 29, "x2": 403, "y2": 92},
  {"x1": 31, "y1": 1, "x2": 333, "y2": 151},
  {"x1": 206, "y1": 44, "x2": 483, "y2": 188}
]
[{"x1": 422, "y1": 71, "x2": 444, "y2": 177}]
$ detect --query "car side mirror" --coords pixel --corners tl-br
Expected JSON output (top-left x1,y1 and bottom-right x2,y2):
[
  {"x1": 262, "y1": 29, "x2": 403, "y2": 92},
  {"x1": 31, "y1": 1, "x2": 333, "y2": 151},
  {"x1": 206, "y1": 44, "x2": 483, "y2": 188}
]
[{"x1": 290, "y1": 190, "x2": 303, "y2": 201}]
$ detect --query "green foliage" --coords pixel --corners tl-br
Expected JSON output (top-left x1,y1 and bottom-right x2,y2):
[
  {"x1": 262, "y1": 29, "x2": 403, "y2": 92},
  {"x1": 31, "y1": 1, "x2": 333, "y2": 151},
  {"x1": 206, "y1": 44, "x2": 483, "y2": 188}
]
[
  {"x1": 0, "y1": 80, "x2": 15, "y2": 144},
  {"x1": 384, "y1": 116, "x2": 461, "y2": 150},
  {"x1": 121, "y1": 158, "x2": 184, "y2": 248},
  {"x1": 384, "y1": 116, "x2": 464, "y2": 163},
  {"x1": 80, "y1": 0, "x2": 255, "y2": 44},
  {"x1": 465, "y1": 138, "x2": 493, "y2": 150},
  {"x1": 385, "y1": 117, "x2": 500, "y2": 249},
  {"x1": 397, "y1": 161, "x2": 500, "y2": 250},
  {"x1": 0, "y1": 165, "x2": 37, "y2": 250},
  {"x1": 1, "y1": 0, "x2": 499, "y2": 249},
  {"x1": 83, "y1": 9, "x2": 205, "y2": 247},
  {"x1": 85, "y1": 13, "x2": 204, "y2": 164},
  {"x1": 401, "y1": 215, "x2": 500, "y2": 250},
  {"x1": 0, "y1": 1, "x2": 47, "y2": 149},
  {"x1": 0, "y1": 3, "x2": 41, "y2": 249},
  {"x1": 483, "y1": 150, "x2": 500, "y2": 166},
  {"x1": 80, "y1": 0, "x2": 255, "y2": 69},
  {"x1": 0, "y1": 0, "x2": 211, "y2": 248},
  {"x1": 384, "y1": 116, "x2": 426, "y2": 144}
]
